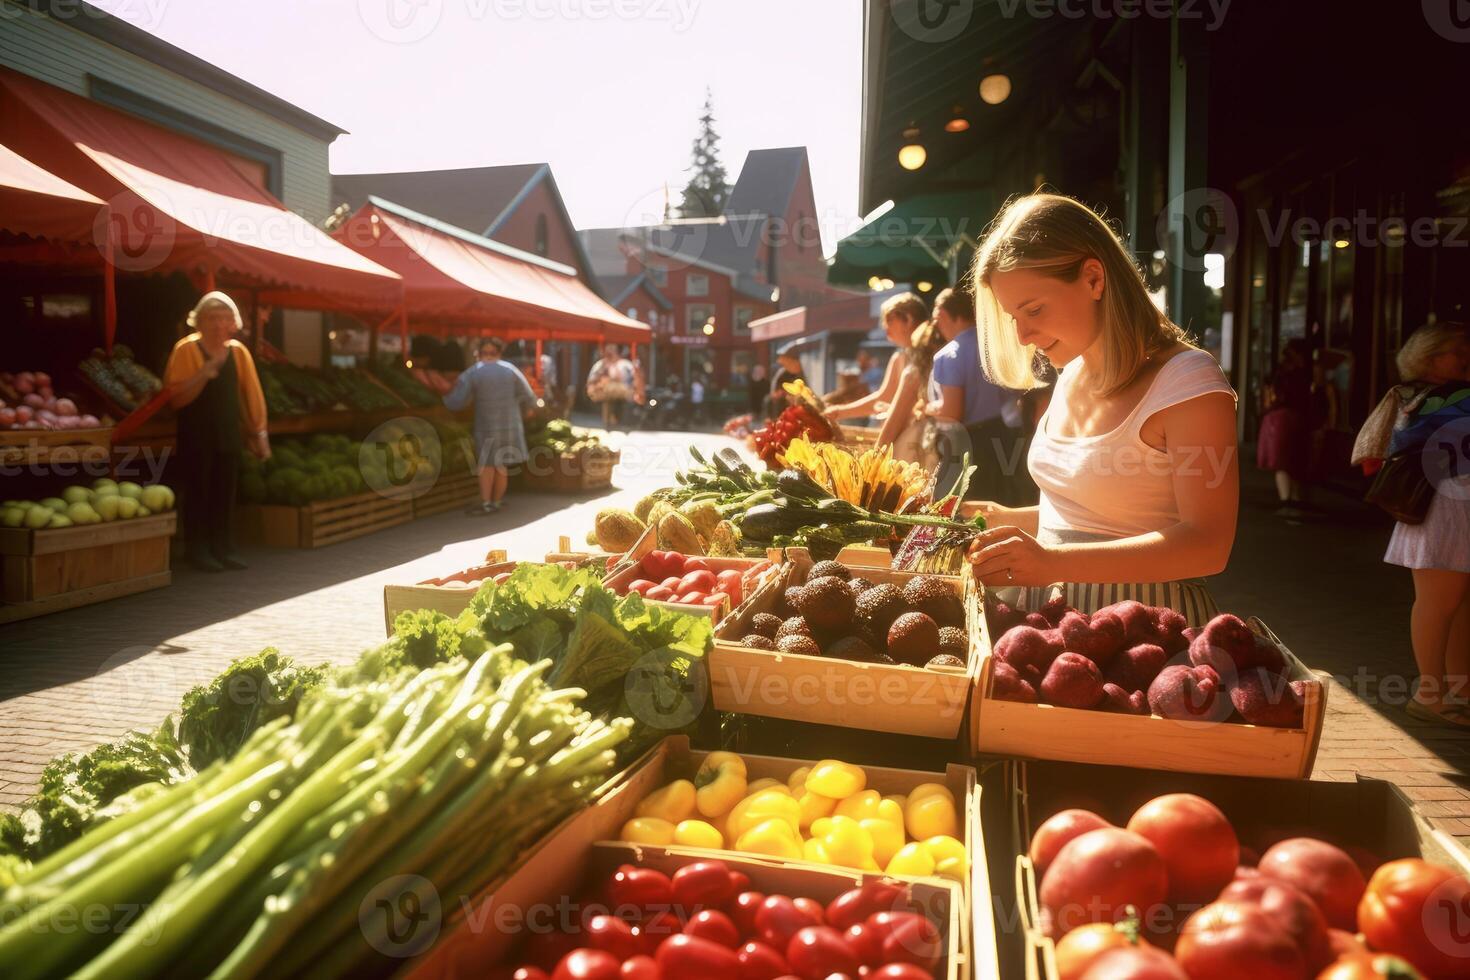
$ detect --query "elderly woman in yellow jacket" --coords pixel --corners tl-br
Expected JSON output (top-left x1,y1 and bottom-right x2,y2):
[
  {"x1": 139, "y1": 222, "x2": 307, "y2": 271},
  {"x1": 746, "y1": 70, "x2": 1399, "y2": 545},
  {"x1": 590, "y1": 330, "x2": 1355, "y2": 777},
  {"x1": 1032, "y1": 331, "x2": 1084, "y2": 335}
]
[{"x1": 162, "y1": 291, "x2": 269, "y2": 572}]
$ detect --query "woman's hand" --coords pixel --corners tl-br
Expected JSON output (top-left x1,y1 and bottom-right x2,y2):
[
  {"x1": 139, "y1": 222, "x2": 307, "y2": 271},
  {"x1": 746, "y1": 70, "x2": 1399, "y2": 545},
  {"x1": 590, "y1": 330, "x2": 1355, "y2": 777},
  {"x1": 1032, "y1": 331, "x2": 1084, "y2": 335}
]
[
  {"x1": 248, "y1": 431, "x2": 271, "y2": 461},
  {"x1": 967, "y1": 525, "x2": 1059, "y2": 587}
]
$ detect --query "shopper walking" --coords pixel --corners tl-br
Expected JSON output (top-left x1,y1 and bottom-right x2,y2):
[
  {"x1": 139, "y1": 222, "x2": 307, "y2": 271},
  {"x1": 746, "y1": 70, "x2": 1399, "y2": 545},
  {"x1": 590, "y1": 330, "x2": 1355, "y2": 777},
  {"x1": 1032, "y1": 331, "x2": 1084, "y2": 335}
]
[
  {"x1": 444, "y1": 337, "x2": 537, "y2": 516},
  {"x1": 824, "y1": 293, "x2": 926, "y2": 433},
  {"x1": 586, "y1": 343, "x2": 634, "y2": 429},
  {"x1": 1256, "y1": 338, "x2": 1315, "y2": 520},
  {"x1": 163, "y1": 291, "x2": 269, "y2": 573},
  {"x1": 1355, "y1": 322, "x2": 1470, "y2": 726},
  {"x1": 925, "y1": 286, "x2": 1021, "y2": 502},
  {"x1": 961, "y1": 194, "x2": 1239, "y2": 625}
]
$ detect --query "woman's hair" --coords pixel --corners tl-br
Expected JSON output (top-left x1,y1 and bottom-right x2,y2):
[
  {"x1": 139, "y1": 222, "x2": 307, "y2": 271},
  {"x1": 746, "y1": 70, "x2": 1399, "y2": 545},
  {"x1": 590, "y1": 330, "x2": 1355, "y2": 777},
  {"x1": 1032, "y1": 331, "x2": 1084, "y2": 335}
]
[
  {"x1": 880, "y1": 292, "x2": 928, "y2": 327},
  {"x1": 970, "y1": 193, "x2": 1188, "y2": 396},
  {"x1": 906, "y1": 319, "x2": 945, "y2": 374},
  {"x1": 933, "y1": 286, "x2": 976, "y2": 324},
  {"x1": 479, "y1": 336, "x2": 504, "y2": 355},
  {"x1": 1396, "y1": 321, "x2": 1467, "y2": 381},
  {"x1": 186, "y1": 290, "x2": 242, "y2": 331}
]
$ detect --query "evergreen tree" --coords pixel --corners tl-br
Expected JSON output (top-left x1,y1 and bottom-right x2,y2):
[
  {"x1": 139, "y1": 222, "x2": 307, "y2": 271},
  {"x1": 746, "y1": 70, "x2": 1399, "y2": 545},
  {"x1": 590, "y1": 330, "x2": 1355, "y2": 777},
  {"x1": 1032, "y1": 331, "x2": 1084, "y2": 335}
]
[{"x1": 678, "y1": 89, "x2": 731, "y2": 218}]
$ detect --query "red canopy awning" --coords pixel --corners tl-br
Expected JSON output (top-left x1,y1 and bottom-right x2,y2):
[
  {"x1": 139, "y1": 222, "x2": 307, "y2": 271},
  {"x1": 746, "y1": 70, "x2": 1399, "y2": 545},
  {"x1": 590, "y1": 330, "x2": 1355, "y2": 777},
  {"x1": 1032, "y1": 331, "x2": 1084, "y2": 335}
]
[
  {"x1": 335, "y1": 199, "x2": 650, "y2": 344},
  {"x1": 0, "y1": 67, "x2": 401, "y2": 309},
  {"x1": 0, "y1": 141, "x2": 105, "y2": 243}
]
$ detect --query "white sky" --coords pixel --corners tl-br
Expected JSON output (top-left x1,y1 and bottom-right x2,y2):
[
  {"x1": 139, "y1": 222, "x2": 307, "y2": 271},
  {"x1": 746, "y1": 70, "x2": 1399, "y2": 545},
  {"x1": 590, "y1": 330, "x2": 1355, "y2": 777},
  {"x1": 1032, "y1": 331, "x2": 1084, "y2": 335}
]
[{"x1": 94, "y1": 0, "x2": 864, "y2": 253}]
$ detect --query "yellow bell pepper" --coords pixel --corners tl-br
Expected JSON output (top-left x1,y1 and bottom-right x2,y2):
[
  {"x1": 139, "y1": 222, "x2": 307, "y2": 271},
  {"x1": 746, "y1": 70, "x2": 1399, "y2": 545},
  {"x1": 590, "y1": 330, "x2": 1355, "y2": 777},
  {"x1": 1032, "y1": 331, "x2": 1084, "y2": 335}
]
[
  {"x1": 835, "y1": 789, "x2": 883, "y2": 822},
  {"x1": 736, "y1": 818, "x2": 802, "y2": 860},
  {"x1": 787, "y1": 765, "x2": 811, "y2": 794},
  {"x1": 695, "y1": 751, "x2": 748, "y2": 818},
  {"x1": 884, "y1": 793, "x2": 909, "y2": 813},
  {"x1": 620, "y1": 817, "x2": 676, "y2": 846},
  {"x1": 726, "y1": 788, "x2": 801, "y2": 841},
  {"x1": 905, "y1": 791, "x2": 959, "y2": 841},
  {"x1": 907, "y1": 782, "x2": 954, "y2": 805},
  {"x1": 803, "y1": 837, "x2": 831, "y2": 864},
  {"x1": 924, "y1": 835, "x2": 969, "y2": 880},
  {"x1": 796, "y1": 789, "x2": 837, "y2": 830},
  {"x1": 635, "y1": 779, "x2": 697, "y2": 824},
  {"x1": 886, "y1": 841, "x2": 936, "y2": 877},
  {"x1": 745, "y1": 777, "x2": 790, "y2": 796},
  {"x1": 810, "y1": 815, "x2": 874, "y2": 870},
  {"x1": 861, "y1": 817, "x2": 905, "y2": 868},
  {"x1": 805, "y1": 760, "x2": 866, "y2": 799},
  {"x1": 674, "y1": 819, "x2": 724, "y2": 849}
]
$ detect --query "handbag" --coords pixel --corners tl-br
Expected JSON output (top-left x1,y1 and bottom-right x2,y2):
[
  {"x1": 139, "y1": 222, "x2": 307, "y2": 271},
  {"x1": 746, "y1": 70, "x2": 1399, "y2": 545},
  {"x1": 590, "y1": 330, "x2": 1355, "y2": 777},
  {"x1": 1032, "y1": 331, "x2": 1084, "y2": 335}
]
[{"x1": 1365, "y1": 451, "x2": 1435, "y2": 524}]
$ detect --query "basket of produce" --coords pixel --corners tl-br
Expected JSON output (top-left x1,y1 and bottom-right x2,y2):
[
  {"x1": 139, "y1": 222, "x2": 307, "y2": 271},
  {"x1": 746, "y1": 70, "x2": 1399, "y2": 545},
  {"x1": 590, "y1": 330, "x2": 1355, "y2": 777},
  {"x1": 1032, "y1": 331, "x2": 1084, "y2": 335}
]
[
  {"x1": 971, "y1": 593, "x2": 1327, "y2": 778},
  {"x1": 711, "y1": 553, "x2": 979, "y2": 738},
  {"x1": 600, "y1": 531, "x2": 780, "y2": 623},
  {"x1": 752, "y1": 379, "x2": 836, "y2": 467},
  {"x1": 0, "y1": 370, "x2": 110, "y2": 463},
  {"x1": 1012, "y1": 759, "x2": 1470, "y2": 980},
  {"x1": 75, "y1": 345, "x2": 162, "y2": 414},
  {"x1": 380, "y1": 550, "x2": 601, "y2": 632}
]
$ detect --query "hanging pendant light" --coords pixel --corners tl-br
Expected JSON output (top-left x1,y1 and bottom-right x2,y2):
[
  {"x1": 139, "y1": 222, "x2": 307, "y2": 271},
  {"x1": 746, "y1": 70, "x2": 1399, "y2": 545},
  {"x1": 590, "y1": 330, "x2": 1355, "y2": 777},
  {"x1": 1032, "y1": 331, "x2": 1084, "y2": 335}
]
[
  {"x1": 944, "y1": 105, "x2": 970, "y2": 133},
  {"x1": 898, "y1": 125, "x2": 926, "y2": 171},
  {"x1": 979, "y1": 74, "x2": 1012, "y2": 105}
]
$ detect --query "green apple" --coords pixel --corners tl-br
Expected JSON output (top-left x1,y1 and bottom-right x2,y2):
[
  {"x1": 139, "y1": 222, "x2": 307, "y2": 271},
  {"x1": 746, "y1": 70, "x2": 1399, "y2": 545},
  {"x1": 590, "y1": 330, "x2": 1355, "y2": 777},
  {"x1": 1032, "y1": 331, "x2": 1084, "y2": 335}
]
[
  {"x1": 140, "y1": 485, "x2": 175, "y2": 512},
  {"x1": 117, "y1": 481, "x2": 143, "y2": 499},
  {"x1": 135, "y1": 505, "x2": 151, "y2": 517},
  {"x1": 92, "y1": 478, "x2": 118, "y2": 494},
  {"x1": 38, "y1": 497, "x2": 67, "y2": 513},
  {"x1": 48, "y1": 513, "x2": 73, "y2": 528},
  {"x1": 1, "y1": 506, "x2": 24, "y2": 528},
  {"x1": 115, "y1": 496, "x2": 140, "y2": 520},
  {"x1": 24, "y1": 506, "x2": 53, "y2": 529},
  {"x1": 93, "y1": 495, "x2": 121, "y2": 522},
  {"x1": 61, "y1": 486, "x2": 92, "y2": 505},
  {"x1": 67, "y1": 501, "x2": 100, "y2": 525}
]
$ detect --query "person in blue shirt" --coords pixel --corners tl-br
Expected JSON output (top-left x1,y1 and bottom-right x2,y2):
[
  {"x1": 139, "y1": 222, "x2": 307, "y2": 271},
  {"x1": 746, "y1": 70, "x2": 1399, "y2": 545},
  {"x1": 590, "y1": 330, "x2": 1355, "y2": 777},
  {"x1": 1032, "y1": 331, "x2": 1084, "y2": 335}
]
[
  {"x1": 443, "y1": 337, "x2": 537, "y2": 515},
  {"x1": 926, "y1": 287, "x2": 1023, "y2": 502}
]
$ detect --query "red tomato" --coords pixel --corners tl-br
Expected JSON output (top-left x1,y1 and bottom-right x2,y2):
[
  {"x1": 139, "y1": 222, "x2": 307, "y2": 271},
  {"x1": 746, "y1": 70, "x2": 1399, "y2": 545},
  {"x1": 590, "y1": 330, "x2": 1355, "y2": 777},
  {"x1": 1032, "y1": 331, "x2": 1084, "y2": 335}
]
[
  {"x1": 717, "y1": 568, "x2": 744, "y2": 595},
  {"x1": 1175, "y1": 901, "x2": 1305, "y2": 980},
  {"x1": 628, "y1": 580, "x2": 658, "y2": 596},
  {"x1": 677, "y1": 591, "x2": 707, "y2": 605},
  {"x1": 1358, "y1": 857, "x2": 1470, "y2": 977},
  {"x1": 660, "y1": 575, "x2": 682, "y2": 589},
  {"x1": 1081, "y1": 946, "x2": 1188, "y2": 979},
  {"x1": 785, "y1": 926, "x2": 859, "y2": 979},
  {"x1": 868, "y1": 966, "x2": 933, "y2": 980},
  {"x1": 655, "y1": 933, "x2": 740, "y2": 978},
  {"x1": 552, "y1": 949, "x2": 621, "y2": 980},
  {"x1": 736, "y1": 940, "x2": 789, "y2": 979},
  {"x1": 1316, "y1": 952, "x2": 1430, "y2": 979},
  {"x1": 683, "y1": 557, "x2": 711, "y2": 572},
  {"x1": 1127, "y1": 794, "x2": 1238, "y2": 905},
  {"x1": 645, "y1": 586, "x2": 675, "y2": 602},
  {"x1": 727, "y1": 870, "x2": 751, "y2": 894},
  {"x1": 642, "y1": 552, "x2": 677, "y2": 580},
  {"x1": 498, "y1": 968, "x2": 549, "y2": 980},
  {"x1": 672, "y1": 860, "x2": 737, "y2": 910},
  {"x1": 636, "y1": 911, "x2": 684, "y2": 955},
  {"x1": 685, "y1": 909, "x2": 741, "y2": 948},
  {"x1": 586, "y1": 915, "x2": 643, "y2": 960},
  {"x1": 843, "y1": 923, "x2": 882, "y2": 966},
  {"x1": 705, "y1": 591, "x2": 730, "y2": 607},
  {"x1": 619, "y1": 956, "x2": 659, "y2": 979},
  {"x1": 679, "y1": 570, "x2": 718, "y2": 593},
  {"x1": 865, "y1": 912, "x2": 942, "y2": 970},
  {"x1": 793, "y1": 897, "x2": 824, "y2": 923},
  {"x1": 1257, "y1": 838, "x2": 1366, "y2": 931},
  {"x1": 730, "y1": 891, "x2": 766, "y2": 936},
  {"x1": 1029, "y1": 809, "x2": 1112, "y2": 878},
  {"x1": 608, "y1": 866, "x2": 675, "y2": 915},
  {"x1": 825, "y1": 889, "x2": 870, "y2": 931},
  {"x1": 756, "y1": 895, "x2": 823, "y2": 950}
]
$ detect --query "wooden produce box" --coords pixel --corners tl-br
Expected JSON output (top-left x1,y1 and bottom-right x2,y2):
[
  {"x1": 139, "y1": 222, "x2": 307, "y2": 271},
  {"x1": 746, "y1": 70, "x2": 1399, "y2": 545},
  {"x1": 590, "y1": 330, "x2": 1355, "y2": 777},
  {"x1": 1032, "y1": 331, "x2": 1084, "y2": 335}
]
[
  {"x1": 711, "y1": 556, "x2": 979, "y2": 739},
  {"x1": 969, "y1": 592, "x2": 1327, "y2": 778},
  {"x1": 0, "y1": 512, "x2": 175, "y2": 623},
  {"x1": 522, "y1": 446, "x2": 621, "y2": 492},
  {"x1": 0, "y1": 426, "x2": 114, "y2": 467},
  {"x1": 382, "y1": 550, "x2": 515, "y2": 634},
  {"x1": 237, "y1": 491, "x2": 411, "y2": 549},
  {"x1": 1009, "y1": 760, "x2": 1470, "y2": 979},
  {"x1": 410, "y1": 471, "x2": 479, "y2": 519},
  {"x1": 409, "y1": 734, "x2": 989, "y2": 980}
]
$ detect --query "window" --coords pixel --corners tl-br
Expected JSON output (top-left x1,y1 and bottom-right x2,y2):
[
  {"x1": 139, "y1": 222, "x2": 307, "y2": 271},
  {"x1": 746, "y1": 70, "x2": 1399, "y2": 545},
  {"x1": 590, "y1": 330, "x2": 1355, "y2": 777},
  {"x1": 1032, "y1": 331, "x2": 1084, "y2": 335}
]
[
  {"x1": 687, "y1": 304, "x2": 714, "y2": 334},
  {"x1": 734, "y1": 307, "x2": 754, "y2": 333},
  {"x1": 627, "y1": 307, "x2": 639, "y2": 319},
  {"x1": 649, "y1": 266, "x2": 668, "y2": 286},
  {"x1": 535, "y1": 214, "x2": 549, "y2": 257},
  {"x1": 686, "y1": 273, "x2": 709, "y2": 297}
]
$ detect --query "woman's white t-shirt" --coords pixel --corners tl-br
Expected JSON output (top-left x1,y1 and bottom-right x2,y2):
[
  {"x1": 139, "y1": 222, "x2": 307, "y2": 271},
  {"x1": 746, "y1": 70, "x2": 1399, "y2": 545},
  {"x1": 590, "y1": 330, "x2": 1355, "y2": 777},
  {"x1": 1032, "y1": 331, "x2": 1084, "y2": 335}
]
[{"x1": 1029, "y1": 349, "x2": 1237, "y2": 540}]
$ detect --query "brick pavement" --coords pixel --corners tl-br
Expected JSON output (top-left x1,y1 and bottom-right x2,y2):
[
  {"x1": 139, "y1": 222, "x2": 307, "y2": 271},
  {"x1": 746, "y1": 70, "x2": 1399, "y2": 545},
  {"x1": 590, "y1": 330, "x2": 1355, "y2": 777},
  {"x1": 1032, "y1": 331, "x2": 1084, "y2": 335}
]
[{"x1": 2, "y1": 432, "x2": 1469, "y2": 847}]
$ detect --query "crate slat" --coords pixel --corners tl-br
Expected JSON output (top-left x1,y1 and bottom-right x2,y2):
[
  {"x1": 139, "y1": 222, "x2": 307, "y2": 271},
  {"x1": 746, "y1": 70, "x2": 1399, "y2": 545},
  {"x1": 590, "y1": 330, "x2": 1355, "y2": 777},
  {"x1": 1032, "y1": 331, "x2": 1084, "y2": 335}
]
[
  {"x1": 237, "y1": 492, "x2": 411, "y2": 549},
  {"x1": 410, "y1": 472, "x2": 480, "y2": 518}
]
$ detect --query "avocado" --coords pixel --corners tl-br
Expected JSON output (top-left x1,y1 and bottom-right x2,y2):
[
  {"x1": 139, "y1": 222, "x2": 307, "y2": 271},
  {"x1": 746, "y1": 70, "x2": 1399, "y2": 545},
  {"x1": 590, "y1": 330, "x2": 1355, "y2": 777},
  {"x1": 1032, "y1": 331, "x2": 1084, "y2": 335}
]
[
  {"x1": 794, "y1": 575, "x2": 856, "y2": 633},
  {"x1": 854, "y1": 583, "x2": 906, "y2": 633},
  {"x1": 887, "y1": 611, "x2": 941, "y2": 666},
  {"x1": 776, "y1": 634, "x2": 822, "y2": 656},
  {"x1": 903, "y1": 576, "x2": 964, "y2": 627},
  {"x1": 741, "y1": 634, "x2": 777, "y2": 651},
  {"x1": 938, "y1": 625, "x2": 968, "y2": 655},
  {"x1": 749, "y1": 613, "x2": 783, "y2": 639},
  {"x1": 808, "y1": 559, "x2": 852, "y2": 581},
  {"x1": 775, "y1": 616, "x2": 813, "y2": 640},
  {"x1": 826, "y1": 635, "x2": 882, "y2": 664}
]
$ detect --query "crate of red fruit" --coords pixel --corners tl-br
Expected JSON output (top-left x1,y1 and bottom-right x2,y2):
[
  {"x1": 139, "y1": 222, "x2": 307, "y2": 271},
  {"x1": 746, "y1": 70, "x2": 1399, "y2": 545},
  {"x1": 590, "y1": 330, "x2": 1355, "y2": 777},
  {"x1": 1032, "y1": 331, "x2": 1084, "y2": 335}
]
[
  {"x1": 710, "y1": 554, "x2": 979, "y2": 739},
  {"x1": 970, "y1": 593, "x2": 1327, "y2": 779},
  {"x1": 1011, "y1": 759, "x2": 1470, "y2": 980},
  {"x1": 603, "y1": 549, "x2": 778, "y2": 625}
]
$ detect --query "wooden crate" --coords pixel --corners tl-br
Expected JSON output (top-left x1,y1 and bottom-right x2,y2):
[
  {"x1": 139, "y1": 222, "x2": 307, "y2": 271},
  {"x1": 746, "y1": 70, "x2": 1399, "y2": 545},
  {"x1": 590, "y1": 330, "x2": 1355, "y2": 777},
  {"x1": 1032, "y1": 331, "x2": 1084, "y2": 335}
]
[
  {"x1": 237, "y1": 492, "x2": 412, "y2": 549},
  {"x1": 599, "y1": 527, "x2": 777, "y2": 626},
  {"x1": 1009, "y1": 760, "x2": 1470, "y2": 975},
  {"x1": 0, "y1": 426, "x2": 114, "y2": 467},
  {"x1": 522, "y1": 447, "x2": 621, "y2": 492},
  {"x1": 969, "y1": 586, "x2": 1328, "y2": 779},
  {"x1": 710, "y1": 555, "x2": 978, "y2": 739},
  {"x1": 382, "y1": 550, "x2": 515, "y2": 633},
  {"x1": 410, "y1": 471, "x2": 479, "y2": 519},
  {"x1": 0, "y1": 512, "x2": 175, "y2": 622},
  {"x1": 408, "y1": 735, "x2": 987, "y2": 980}
]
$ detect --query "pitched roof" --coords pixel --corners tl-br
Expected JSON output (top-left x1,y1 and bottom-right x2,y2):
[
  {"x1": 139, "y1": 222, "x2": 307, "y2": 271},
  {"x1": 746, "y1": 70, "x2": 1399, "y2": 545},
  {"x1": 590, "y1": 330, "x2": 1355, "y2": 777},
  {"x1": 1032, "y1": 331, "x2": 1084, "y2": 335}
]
[
  {"x1": 724, "y1": 147, "x2": 808, "y2": 218},
  {"x1": 332, "y1": 163, "x2": 544, "y2": 236},
  {"x1": 602, "y1": 272, "x2": 673, "y2": 310}
]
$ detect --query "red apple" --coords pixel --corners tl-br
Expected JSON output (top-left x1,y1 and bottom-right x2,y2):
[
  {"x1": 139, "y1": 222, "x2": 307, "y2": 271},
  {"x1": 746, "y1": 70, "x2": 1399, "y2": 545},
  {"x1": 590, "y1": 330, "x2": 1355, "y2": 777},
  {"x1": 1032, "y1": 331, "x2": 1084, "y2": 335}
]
[
  {"x1": 1126, "y1": 794, "x2": 1239, "y2": 904},
  {"x1": 1030, "y1": 809, "x2": 1113, "y2": 878},
  {"x1": 1175, "y1": 901, "x2": 1307, "y2": 980},
  {"x1": 1040, "y1": 828, "x2": 1169, "y2": 937},
  {"x1": 1257, "y1": 838, "x2": 1367, "y2": 931}
]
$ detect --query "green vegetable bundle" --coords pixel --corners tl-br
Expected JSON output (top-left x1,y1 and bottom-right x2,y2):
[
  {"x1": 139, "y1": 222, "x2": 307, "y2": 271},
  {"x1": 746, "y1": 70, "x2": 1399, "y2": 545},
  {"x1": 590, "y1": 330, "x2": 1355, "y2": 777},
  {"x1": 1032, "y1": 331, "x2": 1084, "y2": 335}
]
[
  {"x1": 369, "y1": 359, "x2": 438, "y2": 408},
  {"x1": 0, "y1": 647, "x2": 629, "y2": 979}
]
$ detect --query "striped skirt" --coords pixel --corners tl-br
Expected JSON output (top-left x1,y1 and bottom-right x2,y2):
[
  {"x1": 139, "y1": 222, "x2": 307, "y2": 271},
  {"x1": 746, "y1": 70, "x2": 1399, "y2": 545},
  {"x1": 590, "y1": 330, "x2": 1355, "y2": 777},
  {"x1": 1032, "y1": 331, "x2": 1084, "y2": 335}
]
[{"x1": 1020, "y1": 526, "x2": 1223, "y2": 627}]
